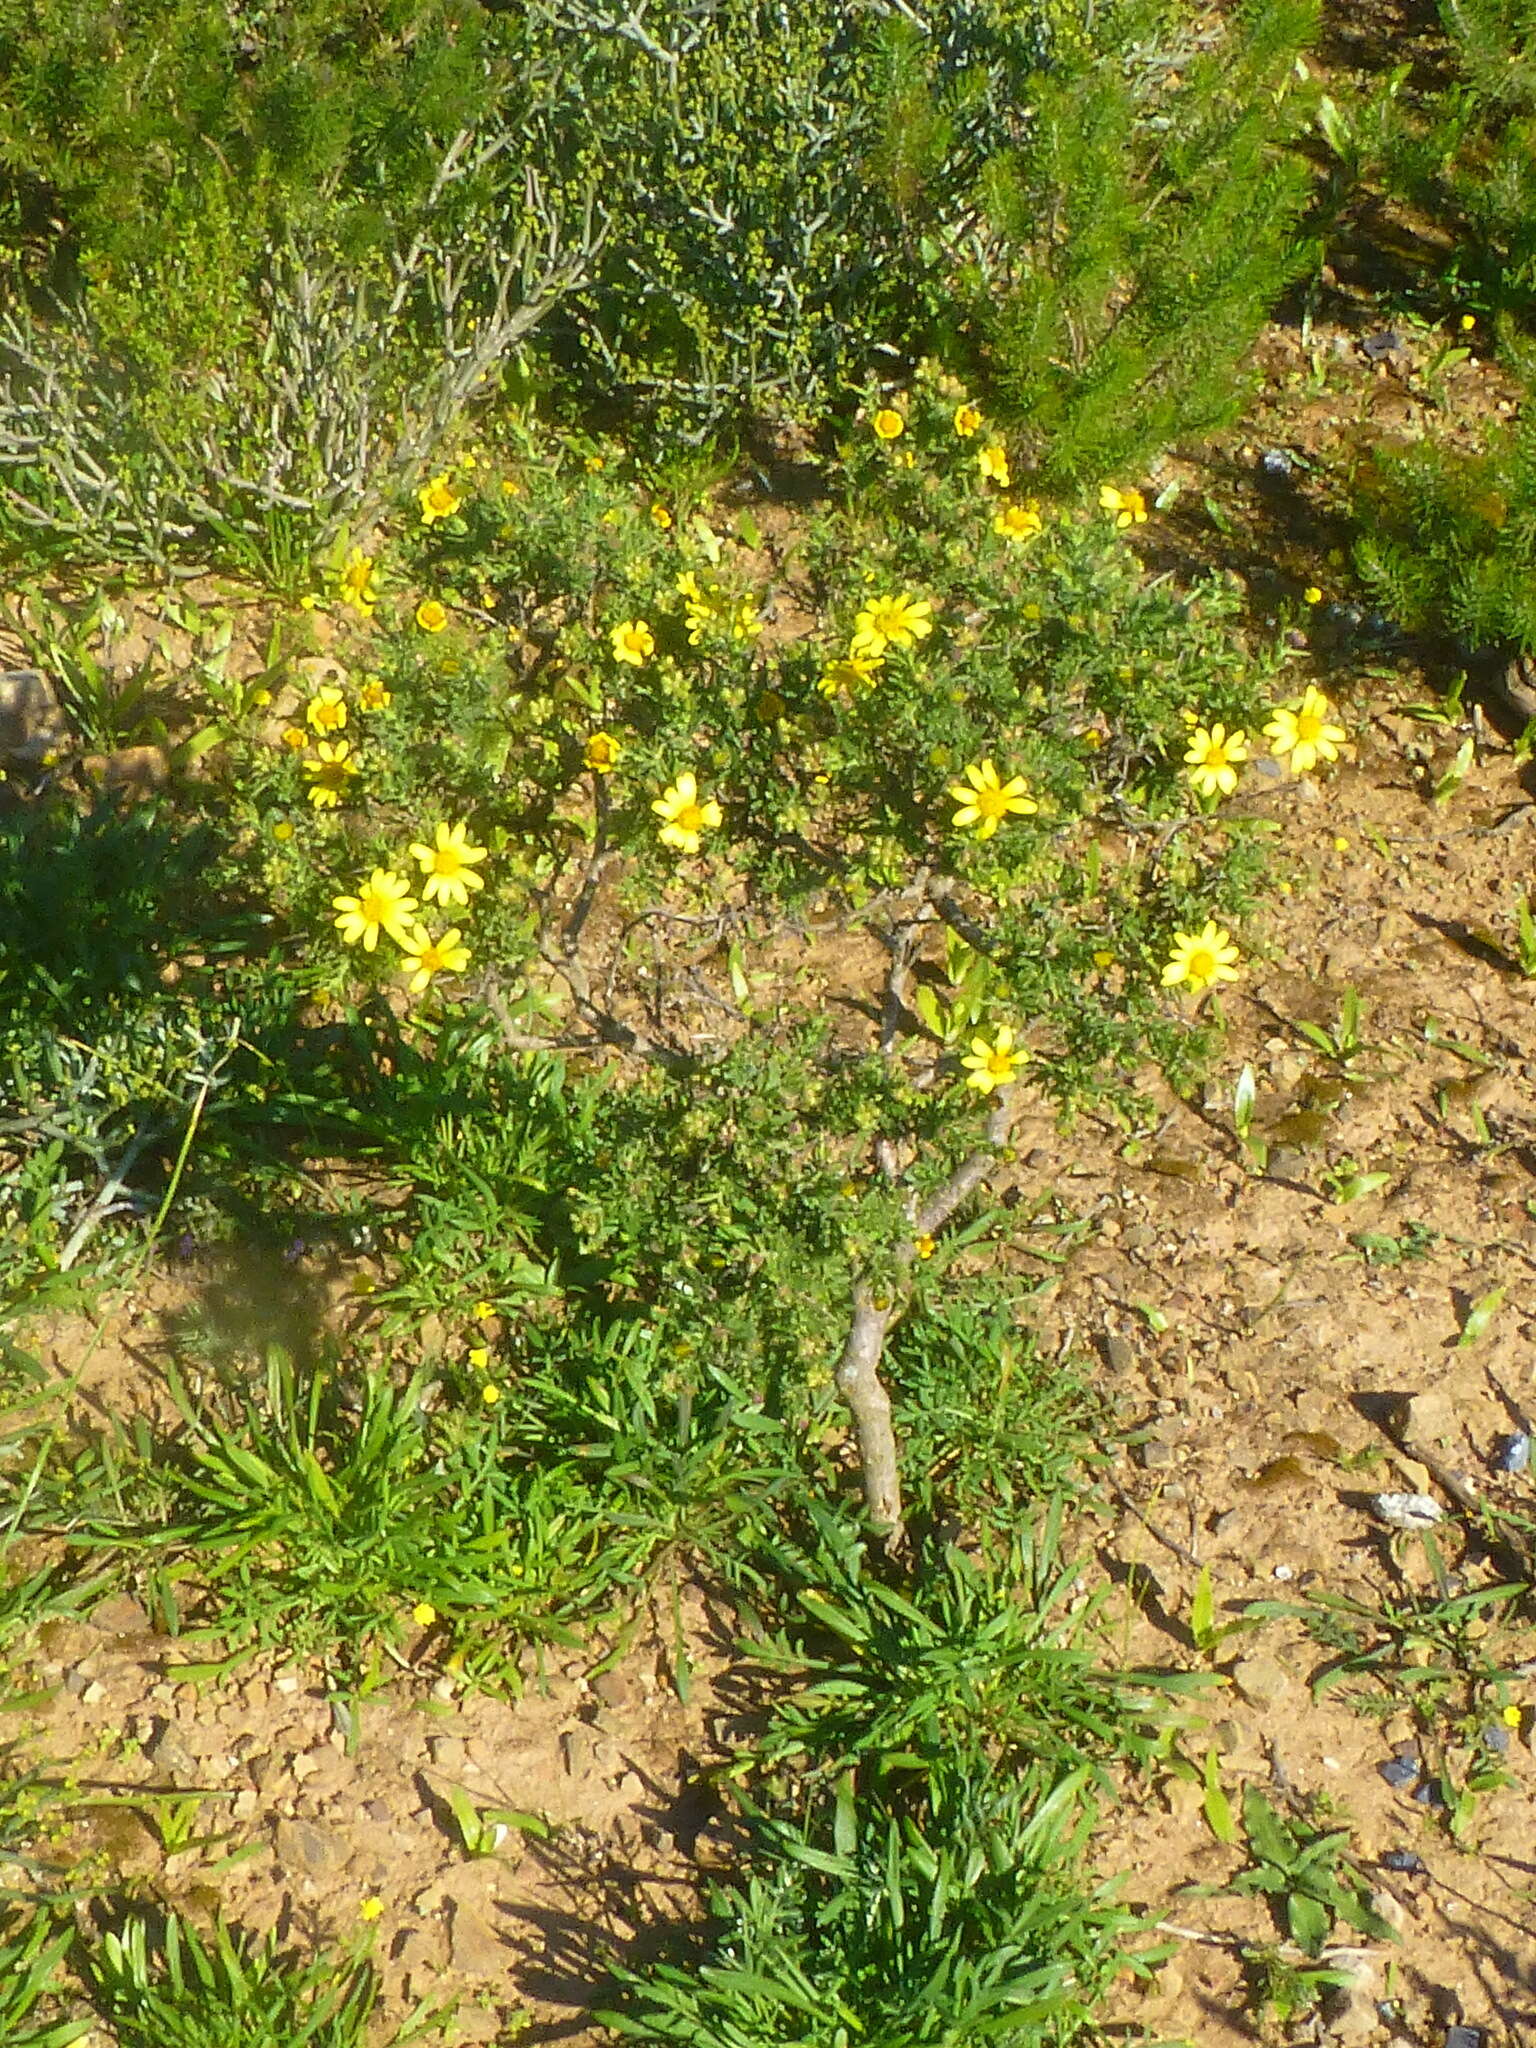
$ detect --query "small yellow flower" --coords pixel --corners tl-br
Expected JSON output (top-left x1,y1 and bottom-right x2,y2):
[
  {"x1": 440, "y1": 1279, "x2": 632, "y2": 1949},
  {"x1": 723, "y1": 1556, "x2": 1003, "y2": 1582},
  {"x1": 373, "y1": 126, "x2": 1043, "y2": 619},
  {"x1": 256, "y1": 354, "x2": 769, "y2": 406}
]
[
  {"x1": 653, "y1": 770, "x2": 723, "y2": 854},
  {"x1": 611, "y1": 618, "x2": 655, "y2": 666},
  {"x1": 1161, "y1": 922, "x2": 1241, "y2": 993},
  {"x1": 732, "y1": 596, "x2": 764, "y2": 642},
  {"x1": 650, "y1": 503, "x2": 673, "y2": 529},
  {"x1": 585, "y1": 454, "x2": 605, "y2": 473},
  {"x1": 473, "y1": 1300, "x2": 495, "y2": 1321},
  {"x1": 1099, "y1": 484, "x2": 1148, "y2": 528},
  {"x1": 585, "y1": 731, "x2": 622, "y2": 774},
  {"x1": 961, "y1": 1025, "x2": 1029, "y2": 1094},
  {"x1": 272, "y1": 819, "x2": 294, "y2": 842},
  {"x1": 419, "y1": 473, "x2": 462, "y2": 524},
  {"x1": 1264, "y1": 685, "x2": 1346, "y2": 776},
  {"x1": 415, "y1": 598, "x2": 449, "y2": 634},
  {"x1": 817, "y1": 654, "x2": 884, "y2": 697},
  {"x1": 851, "y1": 593, "x2": 934, "y2": 658},
  {"x1": 1333, "y1": 834, "x2": 1350, "y2": 852},
  {"x1": 1302, "y1": 585, "x2": 1323, "y2": 605},
  {"x1": 359, "y1": 1897, "x2": 385, "y2": 1923},
  {"x1": 1461, "y1": 312, "x2": 1477, "y2": 331},
  {"x1": 339, "y1": 548, "x2": 377, "y2": 617},
  {"x1": 411, "y1": 1602, "x2": 437, "y2": 1628},
  {"x1": 1501, "y1": 1703, "x2": 1522, "y2": 1727},
  {"x1": 993, "y1": 500, "x2": 1043, "y2": 543},
  {"x1": 953, "y1": 403, "x2": 982, "y2": 438},
  {"x1": 872, "y1": 407, "x2": 905, "y2": 441},
  {"x1": 306, "y1": 686, "x2": 347, "y2": 736},
  {"x1": 410, "y1": 821, "x2": 489, "y2": 908},
  {"x1": 399, "y1": 923, "x2": 471, "y2": 995},
  {"x1": 467, "y1": 1346, "x2": 490, "y2": 1369},
  {"x1": 978, "y1": 443, "x2": 1011, "y2": 488},
  {"x1": 948, "y1": 759, "x2": 1039, "y2": 840},
  {"x1": 333, "y1": 868, "x2": 418, "y2": 952},
  {"x1": 481, "y1": 1381, "x2": 501, "y2": 1405},
  {"x1": 357, "y1": 677, "x2": 392, "y2": 712},
  {"x1": 1092, "y1": 950, "x2": 1115, "y2": 969},
  {"x1": 914, "y1": 1234, "x2": 937, "y2": 1259},
  {"x1": 280, "y1": 725, "x2": 307, "y2": 751},
  {"x1": 251, "y1": 687, "x2": 271, "y2": 708},
  {"x1": 1184, "y1": 723, "x2": 1249, "y2": 800},
  {"x1": 303, "y1": 738, "x2": 360, "y2": 808},
  {"x1": 501, "y1": 478, "x2": 520, "y2": 496}
]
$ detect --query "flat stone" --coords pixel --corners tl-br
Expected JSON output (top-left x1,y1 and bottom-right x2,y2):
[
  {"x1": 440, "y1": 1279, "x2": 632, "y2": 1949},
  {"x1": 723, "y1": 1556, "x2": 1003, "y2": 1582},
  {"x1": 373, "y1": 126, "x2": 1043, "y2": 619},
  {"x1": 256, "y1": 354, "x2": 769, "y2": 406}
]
[
  {"x1": 1230, "y1": 1655, "x2": 1293, "y2": 1710},
  {"x1": 272, "y1": 1818, "x2": 347, "y2": 1877},
  {"x1": 90, "y1": 1592, "x2": 150, "y2": 1636},
  {"x1": 147, "y1": 1725, "x2": 201, "y2": 1786},
  {"x1": 448, "y1": 1902, "x2": 509, "y2": 1977},
  {"x1": 81, "y1": 744, "x2": 169, "y2": 796},
  {"x1": 427, "y1": 1734, "x2": 467, "y2": 1773}
]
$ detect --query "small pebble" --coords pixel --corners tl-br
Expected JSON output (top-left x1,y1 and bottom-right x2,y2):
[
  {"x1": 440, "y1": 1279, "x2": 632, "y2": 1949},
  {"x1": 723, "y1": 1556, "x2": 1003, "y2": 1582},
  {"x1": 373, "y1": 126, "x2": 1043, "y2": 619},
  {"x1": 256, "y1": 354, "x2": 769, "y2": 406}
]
[
  {"x1": 1361, "y1": 330, "x2": 1402, "y2": 361},
  {"x1": 1445, "y1": 2028, "x2": 1484, "y2": 2048},
  {"x1": 1412, "y1": 1780, "x2": 1446, "y2": 1808},
  {"x1": 1378, "y1": 1757, "x2": 1418, "y2": 1790},
  {"x1": 1482, "y1": 1724, "x2": 1510, "y2": 1753},
  {"x1": 1259, "y1": 448, "x2": 1294, "y2": 477},
  {"x1": 1493, "y1": 1432, "x2": 1530, "y2": 1475},
  {"x1": 1372, "y1": 1492, "x2": 1444, "y2": 1531},
  {"x1": 1380, "y1": 1849, "x2": 1426, "y2": 1874}
]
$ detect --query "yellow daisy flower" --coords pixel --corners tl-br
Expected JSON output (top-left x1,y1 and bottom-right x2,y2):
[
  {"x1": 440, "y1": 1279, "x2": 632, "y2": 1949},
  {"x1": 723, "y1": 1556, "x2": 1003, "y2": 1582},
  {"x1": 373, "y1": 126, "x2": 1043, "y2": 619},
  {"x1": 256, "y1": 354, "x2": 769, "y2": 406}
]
[
  {"x1": 415, "y1": 598, "x2": 449, "y2": 633},
  {"x1": 1264, "y1": 685, "x2": 1346, "y2": 776},
  {"x1": 419, "y1": 473, "x2": 462, "y2": 524},
  {"x1": 398, "y1": 923, "x2": 471, "y2": 994},
  {"x1": 357, "y1": 677, "x2": 392, "y2": 711},
  {"x1": 303, "y1": 738, "x2": 360, "y2": 808},
  {"x1": 817, "y1": 654, "x2": 884, "y2": 697},
  {"x1": 332, "y1": 868, "x2": 418, "y2": 952},
  {"x1": 306, "y1": 686, "x2": 347, "y2": 736},
  {"x1": 953, "y1": 403, "x2": 982, "y2": 438},
  {"x1": 947, "y1": 759, "x2": 1039, "y2": 840},
  {"x1": 650, "y1": 503, "x2": 673, "y2": 530},
  {"x1": 872, "y1": 407, "x2": 905, "y2": 441},
  {"x1": 611, "y1": 618, "x2": 655, "y2": 666},
  {"x1": 978, "y1": 443, "x2": 1011, "y2": 487},
  {"x1": 584, "y1": 731, "x2": 622, "y2": 774},
  {"x1": 1161, "y1": 922, "x2": 1242, "y2": 993},
  {"x1": 339, "y1": 548, "x2": 377, "y2": 617},
  {"x1": 1099, "y1": 484, "x2": 1148, "y2": 528},
  {"x1": 960, "y1": 1025, "x2": 1029, "y2": 1094},
  {"x1": 1184, "y1": 723, "x2": 1248, "y2": 800},
  {"x1": 653, "y1": 770, "x2": 723, "y2": 854},
  {"x1": 993, "y1": 500, "x2": 1043, "y2": 543},
  {"x1": 851, "y1": 593, "x2": 935, "y2": 658},
  {"x1": 410, "y1": 821, "x2": 489, "y2": 908},
  {"x1": 280, "y1": 725, "x2": 307, "y2": 751}
]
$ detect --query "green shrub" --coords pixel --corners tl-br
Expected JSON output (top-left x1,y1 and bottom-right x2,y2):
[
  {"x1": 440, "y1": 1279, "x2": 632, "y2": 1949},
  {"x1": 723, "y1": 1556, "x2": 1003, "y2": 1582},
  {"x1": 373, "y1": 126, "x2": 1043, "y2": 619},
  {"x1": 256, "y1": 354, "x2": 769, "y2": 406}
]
[
  {"x1": 0, "y1": 0, "x2": 1322, "y2": 569},
  {"x1": 959, "y1": 0, "x2": 1322, "y2": 485}
]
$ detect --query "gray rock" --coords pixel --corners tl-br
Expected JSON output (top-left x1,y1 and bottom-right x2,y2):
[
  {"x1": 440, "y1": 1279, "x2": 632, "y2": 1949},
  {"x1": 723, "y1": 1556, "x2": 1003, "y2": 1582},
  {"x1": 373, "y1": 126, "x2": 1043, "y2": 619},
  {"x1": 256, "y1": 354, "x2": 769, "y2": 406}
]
[
  {"x1": 147, "y1": 1725, "x2": 200, "y2": 1786},
  {"x1": 0, "y1": 670, "x2": 66, "y2": 763},
  {"x1": 560, "y1": 1726, "x2": 597, "y2": 1777},
  {"x1": 272, "y1": 1817, "x2": 348, "y2": 1877},
  {"x1": 590, "y1": 1667, "x2": 631, "y2": 1709}
]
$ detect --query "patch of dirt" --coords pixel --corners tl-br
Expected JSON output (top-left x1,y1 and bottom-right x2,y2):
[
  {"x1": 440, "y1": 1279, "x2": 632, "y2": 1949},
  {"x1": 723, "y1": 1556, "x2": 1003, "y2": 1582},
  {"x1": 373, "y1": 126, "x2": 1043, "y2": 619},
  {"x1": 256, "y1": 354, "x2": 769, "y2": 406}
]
[{"x1": 13, "y1": 1603, "x2": 742, "y2": 2044}]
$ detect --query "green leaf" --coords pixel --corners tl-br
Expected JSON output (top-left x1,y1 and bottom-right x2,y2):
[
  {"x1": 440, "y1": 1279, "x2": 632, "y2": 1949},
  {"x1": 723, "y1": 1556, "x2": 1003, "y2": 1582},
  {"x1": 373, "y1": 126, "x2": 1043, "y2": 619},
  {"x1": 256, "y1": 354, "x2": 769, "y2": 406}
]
[
  {"x1": 1458, "y1": 1284, "x2": 1505, "y2": 1348},
  {"x1": 1202, "y1": 1749, "x2": 1237, "y2": 1844}
]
